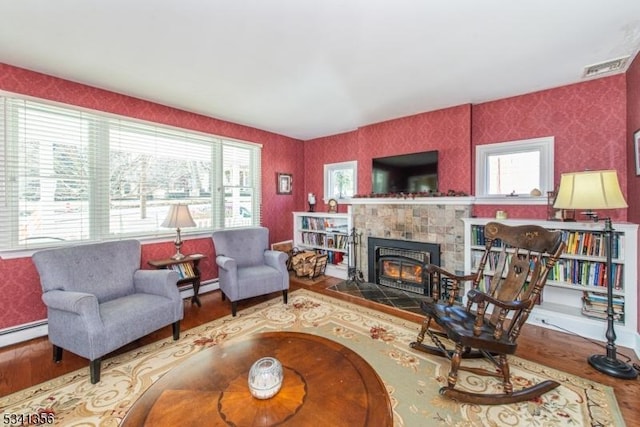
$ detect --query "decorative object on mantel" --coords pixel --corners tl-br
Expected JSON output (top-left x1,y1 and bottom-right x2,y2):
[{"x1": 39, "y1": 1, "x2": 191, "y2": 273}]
[
  {"x1": 353, "y1": 189, "x2": 468, "y2": 198},
  {"x1": 307, "y1": 193, "x2": 316, "y2": 212},
  {"x1": 161, "y1": 203, "x2": 197, "y2": 260},
  {"x1": 554, "y1": 169, "x2": 636, "y2": 380}
]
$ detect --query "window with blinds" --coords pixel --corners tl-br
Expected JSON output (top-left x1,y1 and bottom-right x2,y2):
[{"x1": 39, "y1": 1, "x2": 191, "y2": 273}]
[{"x1": 0, "y1": 95, "x2": 262, "y2": 251}]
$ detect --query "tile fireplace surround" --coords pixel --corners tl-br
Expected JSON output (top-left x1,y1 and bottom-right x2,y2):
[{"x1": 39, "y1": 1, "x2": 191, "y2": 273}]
[{"x1": 350, "y1": 198, "x2": 473, "y2": 282}]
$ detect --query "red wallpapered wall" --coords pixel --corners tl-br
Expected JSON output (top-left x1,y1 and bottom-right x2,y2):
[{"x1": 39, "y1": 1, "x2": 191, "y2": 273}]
[
  {"x1": 472, "y1": 75, "x2": 628, "y2": 221},
  {"x1": 303, "y1": 104, "x2": 473, "y2": 212},
  {"x1": 627, "y1": 54, "x2": 640, "y2": 224},
  {"x1": 626, "y1": 54, "x2": 640, "y2": 333},
  {"x1": 303, "y1": 76, "x2": 629, "y2": 221},
  {"x1": 0, "y1": 63, "x2": 304, "y2": 330}
]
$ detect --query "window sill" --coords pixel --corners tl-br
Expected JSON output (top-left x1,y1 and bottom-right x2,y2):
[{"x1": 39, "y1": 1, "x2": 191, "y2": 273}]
[{"x1": 0, "y1": 231, "x2": 214, "y2": 260}]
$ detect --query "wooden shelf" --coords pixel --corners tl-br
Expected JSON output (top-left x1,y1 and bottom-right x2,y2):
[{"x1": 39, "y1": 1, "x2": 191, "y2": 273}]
[{"x1": 148, "y1": 254, "x2": 206, "y2": 306}]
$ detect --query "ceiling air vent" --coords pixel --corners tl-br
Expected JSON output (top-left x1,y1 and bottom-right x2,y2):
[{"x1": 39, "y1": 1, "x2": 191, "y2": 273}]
[{"x1": 582, "y1": 56, "x2": 630, "y2": 78}]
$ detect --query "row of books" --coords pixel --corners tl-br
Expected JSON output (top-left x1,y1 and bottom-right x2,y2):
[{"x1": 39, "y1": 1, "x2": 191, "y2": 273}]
[
  {"x1": 472, "y1": 251, "x2": 517, "y2": 271},
  {"x1": 300, "y1": 232, "x2": 348, "y2": 249},
  {"x1": 471, "y1": 251, "x2": 541, "y2": 275},
  {"x1": 470, "y1": 226, "x2": 501, "y2": 247},
  {"x1": 550, "y1": 259, "x2": 623, "y2": 290},
  {"x1": 581, "y1": 291, "x2": 624, "y2": 322},
  {"x1": 315, "y1": 249, "x2": 347, "y2": 265},
  {"x1": 169, "y1": 262, "x2": 196, "y2": 279},
  {"x1": 471, "y1": 251, "x2": 624, "y2": 290},
  {"x1": 300, "y1": 216, "x2": 348, "y2": 233},
  {"x1": 470, "y1": 226, "x2": 624, "y2": 259},
  {"x1": 561, "y1": 230, "x2": 623, "y2": 259}
]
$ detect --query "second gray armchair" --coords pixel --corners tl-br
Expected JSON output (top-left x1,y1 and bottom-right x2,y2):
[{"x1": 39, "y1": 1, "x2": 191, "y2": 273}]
[{"x1": 212, "y1": 227, "x2": 289, "y2": 316}]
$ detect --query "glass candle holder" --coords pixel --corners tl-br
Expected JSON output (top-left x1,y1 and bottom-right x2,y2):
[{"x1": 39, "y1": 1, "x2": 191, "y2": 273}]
[{"x1": 248, "y1": 357, "x2": 283, "y2": 399}]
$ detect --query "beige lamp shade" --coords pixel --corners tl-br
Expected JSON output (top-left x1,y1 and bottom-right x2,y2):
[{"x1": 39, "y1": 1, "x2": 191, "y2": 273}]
[
  {"x1": 161, "y1": 204, "x2": 196, "y2": 229},
  {"x1": 162, "y1": 204, "x2": 196, "y2": 260},
  {"x1": 553, "y1": 170, "x2": 627, "y2": 210}
]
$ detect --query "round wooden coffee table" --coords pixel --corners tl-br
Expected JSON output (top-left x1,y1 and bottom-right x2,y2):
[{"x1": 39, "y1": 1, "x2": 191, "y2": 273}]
[{"x1": 121, "y1": 331, "x2": 393, "y2": 426}]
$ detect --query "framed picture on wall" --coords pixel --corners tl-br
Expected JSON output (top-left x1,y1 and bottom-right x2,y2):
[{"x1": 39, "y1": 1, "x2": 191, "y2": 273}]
[
  {"x1": 277, "y1": 173, "x2": 293, "y2": 195},
  {"x1": 635, "y1": 129, "x2": 640, "y2": 176}
]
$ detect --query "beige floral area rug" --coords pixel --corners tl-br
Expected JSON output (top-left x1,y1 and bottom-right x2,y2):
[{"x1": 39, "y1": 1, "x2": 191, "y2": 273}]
[{"x1": 0, "y1": 289, "x2": 624, "y2": 426}]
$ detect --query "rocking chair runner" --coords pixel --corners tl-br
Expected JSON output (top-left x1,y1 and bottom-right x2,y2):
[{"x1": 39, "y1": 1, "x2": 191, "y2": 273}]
[{"x1": 410, "y1": 222, "x2": 565, "y2": 405}]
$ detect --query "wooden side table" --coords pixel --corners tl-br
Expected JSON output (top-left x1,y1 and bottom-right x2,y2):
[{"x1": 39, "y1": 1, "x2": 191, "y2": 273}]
[{"x1": 148, "y1": 254, "x2": 206, "y2": 307}]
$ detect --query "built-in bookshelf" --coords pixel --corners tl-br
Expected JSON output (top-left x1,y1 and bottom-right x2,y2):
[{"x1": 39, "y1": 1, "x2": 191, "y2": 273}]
[
  {"x1": 292, "y1": 210, "x2": 352, "y2": 279},
  {"x1": 463, "y1": 218, "x2": 638, "y2": 351}
]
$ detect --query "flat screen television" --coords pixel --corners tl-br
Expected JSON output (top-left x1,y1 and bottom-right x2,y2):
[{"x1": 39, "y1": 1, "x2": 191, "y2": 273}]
[{"x1": 372, "y1": 150, "x2": 438, "y2": 194}]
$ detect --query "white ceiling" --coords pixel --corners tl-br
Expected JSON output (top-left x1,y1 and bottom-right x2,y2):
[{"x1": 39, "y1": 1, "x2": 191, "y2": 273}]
[{"x1": 1, "y1": 1, "x2": 640, "y2": 141}]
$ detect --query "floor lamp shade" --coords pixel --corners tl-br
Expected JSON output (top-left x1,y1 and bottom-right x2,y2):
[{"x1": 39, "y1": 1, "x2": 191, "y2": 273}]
[
  {"x1": 553, "y1": 170, "x2": 636, "y2": 379},
  {"x1": 553, "y1": 170, "x2": 627, "y2": 210},
  {"x1": 162, "y1": 204, "x2": 196, "y2": 260}
]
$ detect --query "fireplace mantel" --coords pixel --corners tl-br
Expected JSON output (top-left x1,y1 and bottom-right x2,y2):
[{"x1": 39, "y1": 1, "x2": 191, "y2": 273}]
[{"x1": 348, "y1": 197, "x2": 475, "y2": 206}]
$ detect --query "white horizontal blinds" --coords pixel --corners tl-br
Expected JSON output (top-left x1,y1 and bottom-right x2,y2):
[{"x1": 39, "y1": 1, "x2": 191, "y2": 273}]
[
  {"x1": 107, "y1": 120, "x2": 214, "y2": 236},
  {"x1": 251, "y1": 142, "x2": 262, "y2": 225},
  {"x1": 0, "y1": 98, "x2": 13, "y2": 249},
  {"x1": 221, "y1": 141, "x2": 261, "y2": 227},
  {"x1": 0, "y1": 94, "x2": 262, "y2": 251},
  {"x1": 3, "y1": 99, "x2": 94, "y2": 249}
]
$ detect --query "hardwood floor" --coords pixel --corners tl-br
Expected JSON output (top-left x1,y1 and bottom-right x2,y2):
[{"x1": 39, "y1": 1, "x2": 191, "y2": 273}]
[{"x1": 1, "y1": 277, "x2": 639, "y2": 426}]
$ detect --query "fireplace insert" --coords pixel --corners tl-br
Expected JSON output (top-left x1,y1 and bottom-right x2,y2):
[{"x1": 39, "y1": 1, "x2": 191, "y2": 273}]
[{"x1": 368, "y1": 237, "x2": 440, "y2": 295}]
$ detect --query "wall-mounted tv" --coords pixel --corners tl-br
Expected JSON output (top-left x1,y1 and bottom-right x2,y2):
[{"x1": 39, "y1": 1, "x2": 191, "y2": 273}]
[{"x1": 372, "y1": 150, "x2": 438, "y2": 194}]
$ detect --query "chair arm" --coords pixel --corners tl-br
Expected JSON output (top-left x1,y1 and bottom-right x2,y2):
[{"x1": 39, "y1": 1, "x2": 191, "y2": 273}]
[
  {"x1": 264, "y1": 250, "x2": 287, "y2": 272},
  {"x1": 426, "y1": 264, "x2": 476, "y2": 282},
  {"x1": 216, "y1": 255, "x2": 237, "y2": 273},
  {"x1": 42, "y1": 289, "x2": 102, "y2": 328},
  {"x1": 427, "y1": 264, "x2": 476, "y2": 303},
  {"x1": 134, "y1": 269, "x2": 180, "y2": 298},
  {"x1": 466, "y1": 289, "x2": 528, "y2": 311}
]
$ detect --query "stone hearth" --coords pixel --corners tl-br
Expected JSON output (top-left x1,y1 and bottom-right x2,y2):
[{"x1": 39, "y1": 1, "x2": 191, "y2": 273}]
[{"x1": 351, "y1": 200, "x2": 472, "y2": 282}]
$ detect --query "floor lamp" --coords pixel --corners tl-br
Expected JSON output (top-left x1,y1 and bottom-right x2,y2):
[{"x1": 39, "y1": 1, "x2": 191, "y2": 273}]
[{"x1": 554, "y1": 170, "x2": 637, "y2": 379}]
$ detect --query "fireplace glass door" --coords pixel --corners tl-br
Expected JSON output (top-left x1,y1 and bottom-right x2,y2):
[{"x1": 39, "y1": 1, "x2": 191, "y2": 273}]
[{"x1": 380, "y1": 259, "x2": 424, "y2": 285}]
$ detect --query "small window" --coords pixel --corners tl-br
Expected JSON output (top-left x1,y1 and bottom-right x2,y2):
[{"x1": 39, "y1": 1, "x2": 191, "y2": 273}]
[
  {"x1": 476, "y1": 136, "x2": 554, "y2": 199},
  {"x1": 324, "y1": 160, "x2": 357, "y2": 200}
]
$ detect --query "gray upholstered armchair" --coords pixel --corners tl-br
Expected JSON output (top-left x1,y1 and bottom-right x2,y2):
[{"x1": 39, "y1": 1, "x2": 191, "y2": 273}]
[
  {"x1": 32, "y1": 240, "x2": 184, "y2": 384},
  {"x1": 212, "y1": 227, "x2": 289, "y2": 316}
]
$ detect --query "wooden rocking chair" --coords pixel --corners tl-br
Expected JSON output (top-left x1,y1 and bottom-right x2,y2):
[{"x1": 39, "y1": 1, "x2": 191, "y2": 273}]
[{"x1": 410, "y1": 222, "x2": 565, "y2": 405}]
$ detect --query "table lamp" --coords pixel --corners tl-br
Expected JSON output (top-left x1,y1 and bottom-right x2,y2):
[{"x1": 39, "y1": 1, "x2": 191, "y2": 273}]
[
  {"x1": 162, "y1": 203, "x2": 196, "y2": 260},
  {"x1": 554, "y1": 170, "x2": 637, "y2": 379}
]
